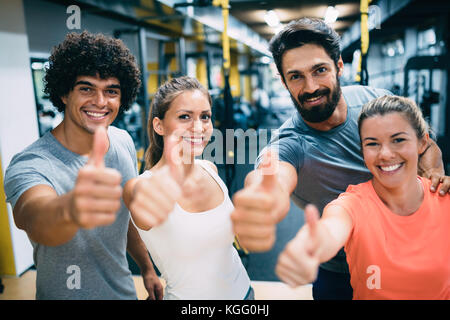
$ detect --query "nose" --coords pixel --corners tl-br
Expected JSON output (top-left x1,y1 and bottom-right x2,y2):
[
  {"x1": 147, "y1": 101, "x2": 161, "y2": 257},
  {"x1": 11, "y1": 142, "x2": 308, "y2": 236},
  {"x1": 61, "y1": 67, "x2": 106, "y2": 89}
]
[
  {"x1": 193, "y1": 119, "x2": 203, "y2": 133},
  {"x1": 378, "y1": 144, "x2": 395, "y2": 160},
  {"x1": 303, "y1": 75, "x2": 320, "y2": 94},
  {"x1": 93, "y1": 91, "x2": 107, "y2": 108}
]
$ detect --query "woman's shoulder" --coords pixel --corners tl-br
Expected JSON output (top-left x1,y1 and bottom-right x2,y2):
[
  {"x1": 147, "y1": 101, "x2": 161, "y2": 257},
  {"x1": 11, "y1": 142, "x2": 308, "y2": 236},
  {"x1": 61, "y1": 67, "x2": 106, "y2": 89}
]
[
  {"x1": 197, "y1": 159, "x2": 218, "y2": 174},
  {"x1": 328, "y1": 181, "x2": 374, "y2": 212}
]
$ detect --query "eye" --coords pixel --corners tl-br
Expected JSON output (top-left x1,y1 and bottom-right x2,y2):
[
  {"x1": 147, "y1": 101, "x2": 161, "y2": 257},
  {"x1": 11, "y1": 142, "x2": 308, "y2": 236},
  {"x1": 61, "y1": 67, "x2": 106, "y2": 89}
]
[
  {"x1": 393, "y1": 138, "x2": 405, "y2": 144},
  {"x1": 106, "y1": 89, "x2": 119, "y2": 96},
  {"x1": 289, "y1": 74, "x2": 300, "y2": 81},
  {"x1": 201, "y1": 114, "x2": 211, "y2": 120},
  {"x1": 364, "y1": 142, "x2": 378, "y2": 147},
  {"x1": 315, "y1": 67, "x2": 327, "y2": 75},
  {"x1": 80, "y1": 87, "x2": 92, "y2": 92},
  {"x1": 178, "y1": 114, "x2": 190, "y2": 120}
]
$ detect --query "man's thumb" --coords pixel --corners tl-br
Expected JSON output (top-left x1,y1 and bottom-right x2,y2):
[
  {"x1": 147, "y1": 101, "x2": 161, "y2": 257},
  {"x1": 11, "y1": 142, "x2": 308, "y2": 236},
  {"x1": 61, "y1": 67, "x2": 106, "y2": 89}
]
[
  {"x1": 260, "y1": 149, "x2": 278, "y2": 190},
  {"x1": 305, "y1": 204, "x2": 320, "y2": 239},
  {"x1": 88, "y1": 126, "x2": 108, "y2": 168}
]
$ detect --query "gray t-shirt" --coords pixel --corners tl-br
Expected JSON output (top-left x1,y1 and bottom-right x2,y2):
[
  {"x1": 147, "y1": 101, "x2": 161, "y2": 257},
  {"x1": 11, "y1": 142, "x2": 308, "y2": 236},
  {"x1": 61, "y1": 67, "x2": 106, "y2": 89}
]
[
  {"x1": 4, "y1": 126, "x2": 138, "y2": 299},
  {"x1": 257, "y1": 85, "x2": 391, "y2": 273}
]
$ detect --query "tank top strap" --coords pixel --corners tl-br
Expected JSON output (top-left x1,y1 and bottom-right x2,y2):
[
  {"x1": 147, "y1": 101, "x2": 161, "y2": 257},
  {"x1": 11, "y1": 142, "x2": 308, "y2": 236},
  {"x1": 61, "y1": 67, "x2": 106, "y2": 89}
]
[{"x1": 195, "y1": 159, "x2": 229, "y2": 197}]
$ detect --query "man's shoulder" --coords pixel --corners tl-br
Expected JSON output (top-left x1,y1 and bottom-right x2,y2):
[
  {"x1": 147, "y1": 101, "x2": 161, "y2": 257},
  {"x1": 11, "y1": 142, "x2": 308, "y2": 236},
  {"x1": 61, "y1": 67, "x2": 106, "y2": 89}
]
[
  {"x1": 8, "y1": 134, "x2": 54, "y2": 165},
  {"x1": 108, "y1": 125, "x2": 132, "y2": 141},
  {"x1": 108, "y1": 126, "x2": 134, "y2": 149},
  {"x1": 342, "y1": 85, "x2": 392, "y2": 107}
]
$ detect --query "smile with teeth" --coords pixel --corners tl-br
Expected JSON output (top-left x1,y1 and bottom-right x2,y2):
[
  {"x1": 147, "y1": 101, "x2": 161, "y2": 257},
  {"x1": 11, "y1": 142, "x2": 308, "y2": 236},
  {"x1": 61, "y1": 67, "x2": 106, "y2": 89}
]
[
  {"x1": 183, "y1": 137, "x2": 203, "y2": 145},
  {"x1": 379, "y1": 163, "x2": 403, "y2": 172},
  {"x1": 306, "y1": 96, "x2": 323, "y2": 102},
  {"x1": 85, "y1": 110, "x2": 108, "y2": 119}
]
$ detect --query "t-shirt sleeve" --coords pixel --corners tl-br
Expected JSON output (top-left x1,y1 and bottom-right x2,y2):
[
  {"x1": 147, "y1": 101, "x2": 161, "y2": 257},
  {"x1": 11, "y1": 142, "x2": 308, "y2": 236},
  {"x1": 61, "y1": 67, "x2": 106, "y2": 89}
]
[
  {"x1": 125, "y1": 132, "x2": 138, "y2": 175},
  {"x1": 254, "y1": 134, "x2": 303, "y2": 171},
  {"x1": 4, "y1": 152, "x2": 54, "y2": 209}
]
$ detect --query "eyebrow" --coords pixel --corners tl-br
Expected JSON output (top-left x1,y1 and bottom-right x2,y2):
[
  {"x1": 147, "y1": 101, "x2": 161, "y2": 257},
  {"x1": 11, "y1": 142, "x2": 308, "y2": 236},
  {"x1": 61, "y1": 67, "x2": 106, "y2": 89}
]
[
  {"x1": 175, "y1": 109, "x2": 211, "y2": 114},
  {"x1": 286, "y1": 62, "x2": 330, "y2": 75},
  {"x1": 74, "y1": 80, "x2": 121, "y2": 89},
  {"x1": 362, "y1": 132, "x2": 408, "y2": 141}
]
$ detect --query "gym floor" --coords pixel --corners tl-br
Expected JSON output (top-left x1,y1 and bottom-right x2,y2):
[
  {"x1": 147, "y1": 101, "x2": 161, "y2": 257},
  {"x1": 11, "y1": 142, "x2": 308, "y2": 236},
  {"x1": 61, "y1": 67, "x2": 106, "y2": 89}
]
[{"x1": 0, "y1": 270, "x2": 313, "y2": 300}]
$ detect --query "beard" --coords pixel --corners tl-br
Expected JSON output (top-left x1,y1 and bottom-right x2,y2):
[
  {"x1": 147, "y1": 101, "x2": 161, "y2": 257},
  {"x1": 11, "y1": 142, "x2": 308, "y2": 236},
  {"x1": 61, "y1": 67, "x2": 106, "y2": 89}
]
[{"x1": 290, "y1": 76, "x2": 342, "y2": 123}]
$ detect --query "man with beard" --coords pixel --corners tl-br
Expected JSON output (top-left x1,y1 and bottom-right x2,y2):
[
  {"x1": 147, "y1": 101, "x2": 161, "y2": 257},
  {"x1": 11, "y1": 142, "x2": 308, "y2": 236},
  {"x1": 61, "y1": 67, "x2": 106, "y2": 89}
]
[{"x1": 230, "y1": 17, "x2": 449, "y2": 300}]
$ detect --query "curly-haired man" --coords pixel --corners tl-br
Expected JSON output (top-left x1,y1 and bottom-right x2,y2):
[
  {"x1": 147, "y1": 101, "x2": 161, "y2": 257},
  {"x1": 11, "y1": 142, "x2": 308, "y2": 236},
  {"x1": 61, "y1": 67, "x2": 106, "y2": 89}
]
[{"x1": 4, "y1": 31, "x2": 163, "y2": 300}]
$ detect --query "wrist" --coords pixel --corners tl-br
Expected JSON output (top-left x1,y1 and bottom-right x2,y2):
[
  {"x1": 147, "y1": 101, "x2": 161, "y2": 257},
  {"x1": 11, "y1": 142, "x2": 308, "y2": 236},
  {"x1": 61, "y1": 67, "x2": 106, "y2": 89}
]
[{"x1": 60, "y1": 192, "x2": 80, "y2": 227}]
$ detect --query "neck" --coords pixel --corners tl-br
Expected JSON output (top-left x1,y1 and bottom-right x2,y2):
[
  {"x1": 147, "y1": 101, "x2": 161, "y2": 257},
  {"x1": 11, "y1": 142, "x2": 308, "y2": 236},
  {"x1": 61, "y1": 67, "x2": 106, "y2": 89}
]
[
  {"x1": 304, "y1": 95, "x2": 347, "y2": 131},
  {"x1": 51, "y1": 120, "x2": 96, "y2": 156},
  {"x1": 372, "y1": 175, "x2": 424, "y2": 216},
  {"x1": 154, "y1": 154, "x2": 196, "y2": 173}
]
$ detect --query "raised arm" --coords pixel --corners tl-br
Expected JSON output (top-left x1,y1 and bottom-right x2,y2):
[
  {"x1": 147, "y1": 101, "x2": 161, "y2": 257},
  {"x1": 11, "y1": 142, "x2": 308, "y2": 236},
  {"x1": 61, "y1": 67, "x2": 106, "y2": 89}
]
[
  {"x1": 12, "y1": 127, "x2": 122, "y2": 246},
  {"x1": 275, "y1": 204, "x2": 353, "y2": 287},
  {"x1": 231, "y1": 150, "x2": 297, "y2": 252}
]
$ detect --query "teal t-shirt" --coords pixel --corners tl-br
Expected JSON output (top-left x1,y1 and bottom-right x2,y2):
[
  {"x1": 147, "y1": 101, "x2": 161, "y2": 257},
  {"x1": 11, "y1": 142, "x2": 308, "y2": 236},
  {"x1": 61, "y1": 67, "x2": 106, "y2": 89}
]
[
  {"x1": 257, "y1": 85, "x2": 391, "y2": 273},
  {"x1": 4, "y1": 126, "x2": 138, "y2": 299}
]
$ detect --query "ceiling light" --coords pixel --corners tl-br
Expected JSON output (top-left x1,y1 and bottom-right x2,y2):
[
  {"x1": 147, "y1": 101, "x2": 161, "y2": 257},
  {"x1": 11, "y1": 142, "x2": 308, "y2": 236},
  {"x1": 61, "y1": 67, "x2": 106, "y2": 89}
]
[
  {"x1": 324, "y1": 6, "x2": 339, "y2": 24},
  {"x1": 260, "y1": 56, "x2": 271, "y2": 64},
  {"x1": 264, "y1": 10, "x2": 280, "y2": 28}
]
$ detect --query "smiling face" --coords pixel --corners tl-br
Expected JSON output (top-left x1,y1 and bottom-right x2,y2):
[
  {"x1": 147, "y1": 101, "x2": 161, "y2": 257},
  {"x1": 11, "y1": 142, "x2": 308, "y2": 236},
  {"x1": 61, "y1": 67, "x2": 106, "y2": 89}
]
[
  {"x1": 61, "y1": 75, "x2": 121, "y2": 134},
  {"x1": 281, "y1": 43, "x2": 344, "y2": 123},
  {"x1": 153, "y1": 89, "x2": 213, "y2": 159},
  {"x1": 360, "y1": 112, "x2": 428, "y2": 191}
]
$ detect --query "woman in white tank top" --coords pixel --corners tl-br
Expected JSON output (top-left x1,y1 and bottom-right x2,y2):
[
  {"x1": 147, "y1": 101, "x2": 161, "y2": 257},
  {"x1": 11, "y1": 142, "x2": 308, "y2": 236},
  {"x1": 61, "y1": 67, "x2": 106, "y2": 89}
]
[{"x1": 123, "y1": 77, "x2": 252, "y2": 300}]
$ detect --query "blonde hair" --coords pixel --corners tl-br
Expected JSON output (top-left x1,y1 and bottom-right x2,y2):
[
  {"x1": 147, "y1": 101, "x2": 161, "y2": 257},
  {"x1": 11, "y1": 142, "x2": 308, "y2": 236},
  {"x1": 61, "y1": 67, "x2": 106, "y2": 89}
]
[{"x1": 358, "y1": 95, "x2": 429, "y2": 140}]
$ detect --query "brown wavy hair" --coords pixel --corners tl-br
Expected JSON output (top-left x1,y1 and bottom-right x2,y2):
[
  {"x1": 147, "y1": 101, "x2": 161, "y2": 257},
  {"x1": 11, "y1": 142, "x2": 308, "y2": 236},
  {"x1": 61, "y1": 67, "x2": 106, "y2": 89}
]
[
  {"x1": 144, "y1": 76, "x2": 212, "y2": 169},
  {"x1": 44, "y1": 31, "x2": 141, "y2": 113}
]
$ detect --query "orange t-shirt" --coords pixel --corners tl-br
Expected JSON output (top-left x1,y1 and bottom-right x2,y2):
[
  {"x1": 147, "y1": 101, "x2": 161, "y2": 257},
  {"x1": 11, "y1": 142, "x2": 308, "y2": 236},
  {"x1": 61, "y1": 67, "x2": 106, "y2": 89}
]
[{"x1": 326, "y1": 177, "x2": 450, "y2": 300}]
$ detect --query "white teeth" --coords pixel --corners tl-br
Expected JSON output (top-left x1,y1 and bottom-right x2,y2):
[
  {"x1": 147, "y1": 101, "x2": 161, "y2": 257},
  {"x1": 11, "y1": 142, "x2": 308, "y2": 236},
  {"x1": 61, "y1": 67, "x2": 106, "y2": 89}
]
[
  {"x1": 380, "y1": 164, "x2": 401, "y2": 172},
  {"x1": 86, "y1": 111, "x2": 106, "y2": 118},
  {"x1": 183, "y1": 137, "x2": 203, "y2": 144},
  {"x1": 306, "y1": 96, "x2": 322, "y2": 102}
]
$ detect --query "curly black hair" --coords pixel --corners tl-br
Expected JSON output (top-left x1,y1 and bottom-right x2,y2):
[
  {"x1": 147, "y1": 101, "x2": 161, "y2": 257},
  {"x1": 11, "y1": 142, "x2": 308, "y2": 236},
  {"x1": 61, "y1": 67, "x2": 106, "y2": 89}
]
[{"x1": 44, "y1": 31, "x2": 141, "y2": 112}]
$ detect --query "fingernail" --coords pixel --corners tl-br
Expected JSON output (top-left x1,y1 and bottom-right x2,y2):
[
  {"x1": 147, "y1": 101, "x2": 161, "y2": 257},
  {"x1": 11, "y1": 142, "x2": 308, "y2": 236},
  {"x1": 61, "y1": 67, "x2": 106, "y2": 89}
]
[
  {"x1": 440, "y1": 190, "x2": 445, "y2": 195},
  {"x1": 430, "y1": 187, "x2": 435, "y2": 192}
]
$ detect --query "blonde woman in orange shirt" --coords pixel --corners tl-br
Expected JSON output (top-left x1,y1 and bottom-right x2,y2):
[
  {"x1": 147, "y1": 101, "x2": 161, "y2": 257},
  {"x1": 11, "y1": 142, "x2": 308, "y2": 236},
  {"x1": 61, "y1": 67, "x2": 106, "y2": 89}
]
[{"x1": 276, "y1": 95, "x2": 450, "y2": 299}]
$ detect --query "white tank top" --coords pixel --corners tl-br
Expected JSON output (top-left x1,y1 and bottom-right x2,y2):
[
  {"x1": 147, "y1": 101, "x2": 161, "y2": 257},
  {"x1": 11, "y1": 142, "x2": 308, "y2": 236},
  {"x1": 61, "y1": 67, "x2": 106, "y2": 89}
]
[{"x1": 135, "y1": 160, "x2": 250, "y2": 300}]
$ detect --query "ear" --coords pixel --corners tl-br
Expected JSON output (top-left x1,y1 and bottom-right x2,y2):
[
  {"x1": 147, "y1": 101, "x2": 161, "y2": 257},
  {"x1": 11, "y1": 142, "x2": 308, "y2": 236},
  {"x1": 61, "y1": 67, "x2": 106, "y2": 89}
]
[
  {"x1": 418, "y1": 133, "x2": 430, "y2": 155},
  {"x1": 60, "y1": 95, "x2": 67, "y2": 105},
  {"x1": 337, "y1": 56, "x2": 344, "y2": 77},
  {"x1": 153, "y1": 117, "x2": 164, "y2": 136}
]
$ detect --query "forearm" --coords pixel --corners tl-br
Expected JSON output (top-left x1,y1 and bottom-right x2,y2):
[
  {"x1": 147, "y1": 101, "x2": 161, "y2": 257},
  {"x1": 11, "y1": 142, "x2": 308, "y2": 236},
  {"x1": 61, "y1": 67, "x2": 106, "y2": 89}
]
[
  {"x1": 418, "y1": 140, "x2": 445, "y2": 177},
  {"x1": 292, "y1": 221, "x2": 342, "y2": 265},
  {"x1": 15, "y1": 191, "x2": 79, "y2": 246},
  {"x1": 126, "y1": 221, "x2": 156, "y2": 274},
  {"x1": 316, "y1": 221, "x2": 347, "y2": 263}
]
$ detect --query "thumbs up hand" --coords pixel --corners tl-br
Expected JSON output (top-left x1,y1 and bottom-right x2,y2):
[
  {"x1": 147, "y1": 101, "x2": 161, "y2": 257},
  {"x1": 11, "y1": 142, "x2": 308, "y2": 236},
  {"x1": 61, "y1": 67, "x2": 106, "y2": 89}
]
[
  {"x1": 230, "y1": 150, "x2": 289, "y2": 252},
  {"x1": 67, "y1": 126, "x2": 123, "y2": 229},
  {"x1": 275, "y1": 204, "x2": 323, "y2": 287},
  {"x1": 129, "y1": 134, "x2": 188, "y2": 230}
]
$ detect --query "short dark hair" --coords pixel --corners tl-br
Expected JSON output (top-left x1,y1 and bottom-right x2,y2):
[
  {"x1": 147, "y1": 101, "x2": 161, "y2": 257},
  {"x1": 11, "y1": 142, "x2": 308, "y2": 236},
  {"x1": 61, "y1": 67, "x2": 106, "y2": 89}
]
[
  {"x1": 44, "y1": 31, "x2": 141, "y2": 112},
  {"x1": 269, "y1": 17, "x2": 341, "y2": 79}
]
